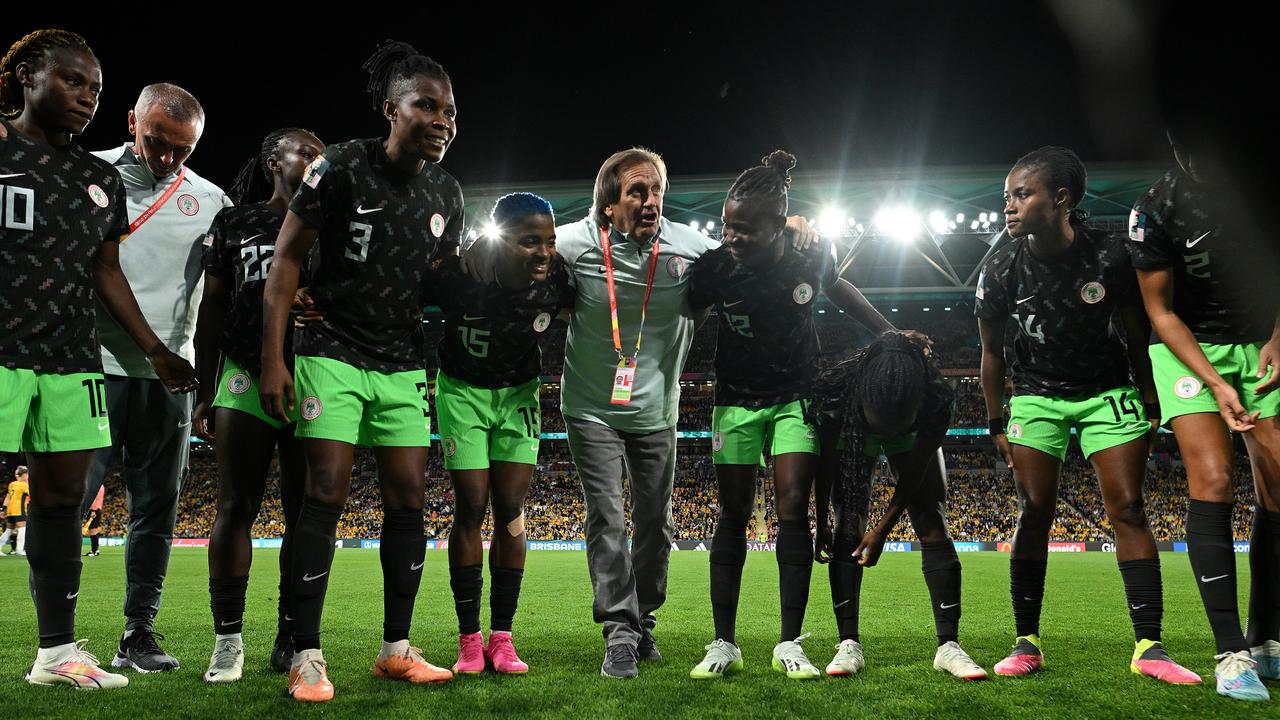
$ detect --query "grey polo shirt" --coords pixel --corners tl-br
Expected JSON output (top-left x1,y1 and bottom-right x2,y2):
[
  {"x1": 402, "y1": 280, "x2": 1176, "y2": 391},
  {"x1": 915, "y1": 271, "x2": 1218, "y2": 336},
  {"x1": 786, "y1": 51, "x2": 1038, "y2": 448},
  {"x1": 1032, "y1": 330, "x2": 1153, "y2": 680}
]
[
  {"x1": 558, "y1": 216, "x2": 719, "y2": 434},
  {"x1": 91, "y1": 145, "x2": 231, "y2": 378}
]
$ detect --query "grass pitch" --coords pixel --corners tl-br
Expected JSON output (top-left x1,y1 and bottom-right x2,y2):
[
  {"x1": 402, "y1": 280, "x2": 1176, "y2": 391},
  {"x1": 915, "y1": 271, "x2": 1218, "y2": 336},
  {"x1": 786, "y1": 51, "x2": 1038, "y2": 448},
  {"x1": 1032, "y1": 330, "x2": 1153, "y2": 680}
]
[{"x1": 0, "y1": 549, "x2": 1267, "y2": 718}]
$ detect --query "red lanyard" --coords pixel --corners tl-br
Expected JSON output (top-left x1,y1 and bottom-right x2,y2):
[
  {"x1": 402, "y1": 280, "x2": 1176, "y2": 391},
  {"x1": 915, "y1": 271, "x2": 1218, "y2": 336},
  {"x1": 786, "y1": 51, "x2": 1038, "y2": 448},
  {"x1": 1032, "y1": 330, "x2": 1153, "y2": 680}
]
[
  {"x1": 127, "y1": 166, "x2": 187, "y2": 235},
  {"x1": 600, "y1": 225, "x2": 661, "y2": 363}
]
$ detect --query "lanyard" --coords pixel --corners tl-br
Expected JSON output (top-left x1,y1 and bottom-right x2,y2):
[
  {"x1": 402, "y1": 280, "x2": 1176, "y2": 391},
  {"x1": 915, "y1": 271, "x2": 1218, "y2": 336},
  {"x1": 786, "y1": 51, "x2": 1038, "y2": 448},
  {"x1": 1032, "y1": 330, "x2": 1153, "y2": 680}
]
[
  {"x1": 600, "y1": 225, "x2": 661, "y2": 363},
  {"x1": 126, "y1": 166, "x2": 187, "y2": 235}
]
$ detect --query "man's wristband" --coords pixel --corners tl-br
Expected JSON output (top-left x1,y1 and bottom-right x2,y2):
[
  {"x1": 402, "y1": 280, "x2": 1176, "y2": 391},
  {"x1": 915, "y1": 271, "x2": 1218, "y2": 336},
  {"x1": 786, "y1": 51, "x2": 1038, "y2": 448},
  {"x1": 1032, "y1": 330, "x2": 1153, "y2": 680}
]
[
  {"x1": 1144, "y1": 402, "x2": 1161, "y2": 422},
  {"x1": 989, "y1": 417, "x2": 1007, "y2": 436}
]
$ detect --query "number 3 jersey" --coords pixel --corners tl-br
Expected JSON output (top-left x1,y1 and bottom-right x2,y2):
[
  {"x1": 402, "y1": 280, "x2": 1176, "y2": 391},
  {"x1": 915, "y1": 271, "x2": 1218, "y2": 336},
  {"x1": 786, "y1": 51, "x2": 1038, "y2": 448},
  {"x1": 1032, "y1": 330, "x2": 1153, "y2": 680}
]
[
  {"x1": 289, "y1": 138, "x2": 464, "y2": 372},
  {"x1": 974, "y1": 227, "x2": 1138, "y2": 397},
  {"x1": 201, "y1": 203, "x2": 290, "y2": 374},
  {"x1": 688, "y1": 241, "x2": 838, "y2": 407},
  {"x1": 426, "y1": 254, "x2": 575, "y2": 388},
  {"x1": 0, "y1": 119, "x2": 130, "y2": 373},
  {"x1": 1127, "y1": 169, "x2": 1277, "y2": 345}
]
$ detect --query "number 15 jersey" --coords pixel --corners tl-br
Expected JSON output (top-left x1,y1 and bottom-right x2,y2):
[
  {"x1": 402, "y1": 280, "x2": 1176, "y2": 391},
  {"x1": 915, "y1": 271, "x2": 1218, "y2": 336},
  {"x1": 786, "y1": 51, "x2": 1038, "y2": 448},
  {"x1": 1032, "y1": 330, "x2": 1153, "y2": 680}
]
[{"x1": 289, "y1": 138, "x2": 464, "y2": 372}]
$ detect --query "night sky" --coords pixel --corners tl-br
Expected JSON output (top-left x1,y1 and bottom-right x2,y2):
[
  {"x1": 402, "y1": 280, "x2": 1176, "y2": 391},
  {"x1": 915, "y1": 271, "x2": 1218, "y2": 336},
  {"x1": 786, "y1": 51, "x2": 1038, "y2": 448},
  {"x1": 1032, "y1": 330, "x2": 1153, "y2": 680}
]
[{"x1": 6, "y1": 2, "x2": 1217, "y2": 192}]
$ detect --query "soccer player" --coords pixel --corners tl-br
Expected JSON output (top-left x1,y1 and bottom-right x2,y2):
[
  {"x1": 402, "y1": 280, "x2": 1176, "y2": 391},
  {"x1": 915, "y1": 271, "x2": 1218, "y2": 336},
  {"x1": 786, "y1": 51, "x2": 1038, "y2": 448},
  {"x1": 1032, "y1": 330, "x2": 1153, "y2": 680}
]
[
  {"x1": 976, "y1": 146, "x2": 1199, "y2": 684},
  {"x1": 431, "y1": 193, "x2": 574, "y2": 675},
  {"x1": 2, "y1": 466, "x2": 30, "y2": 556},
  {"x1": 83, "y1": 485, "x2": 104, "y2": 556},
  {"x1": 685, "y1": 151, "x2": 906, "y2": 680},
  {"x1": 259, "y1": 40, "x2": 463, "y2": 702},
  {"x1": 808, "y1": 332, "x2": 988, "y2": 681},
  {"x1": 192, "y1": 127, "x2": 324, "y2": 683},
  {"x1": 1129, "y1": 133, "x2": 1280, "y2": 701},
  {"x1": 0, "y1": 28, "x2": 197, "y2": 690}
]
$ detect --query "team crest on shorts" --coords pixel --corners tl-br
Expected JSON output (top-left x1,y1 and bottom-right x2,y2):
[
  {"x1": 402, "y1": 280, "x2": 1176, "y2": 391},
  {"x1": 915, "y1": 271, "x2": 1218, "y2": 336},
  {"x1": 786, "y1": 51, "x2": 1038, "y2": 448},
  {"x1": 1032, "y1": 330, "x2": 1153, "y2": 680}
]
[
  {"x1": 301, "y1": 396, "x2": 323, "y2": 420},
  {"x1": 712, "y1": 432, "x2": 725, "y2": 452},
  {"x1": 532, "y1": 312, "x2": 552, "y2": 333},
  {"x1": 430, "y1": 213, "x2": 446, "y2": 238},
  {"x1": 1080, "y1": 281, "x2": 1105, "y2": 304},
  {"x1": 177, "y1": 194, "x2": 200, "y2": 216},
  {"x1": 1174, "y1": 376, "x2": 1202, "y2": 399},
  {"x1": 666, "y1": 256, "x2": 685, "y2": 279},
  {"x1": 792, "y1": 282, "x2": 814, "y2": 304},
  {"x1": 227, "y1": 373, "x2": 251, "y2": 395},
  {"x1": 86, "y1": 184, "x2": 110, "y2": 208},
  {"x1": 442, "y1": 436, "x2": 458, "y2": 457},
  {"x1": 1008, "y1": 423, "x2": 1023, "y2": 438}
]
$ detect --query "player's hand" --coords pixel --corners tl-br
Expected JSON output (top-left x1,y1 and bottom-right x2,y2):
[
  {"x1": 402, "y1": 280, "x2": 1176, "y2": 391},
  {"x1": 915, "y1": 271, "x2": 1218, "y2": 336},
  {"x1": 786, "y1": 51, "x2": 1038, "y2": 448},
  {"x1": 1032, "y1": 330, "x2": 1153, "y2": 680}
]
[
  {"x1": 854, "y1": 528, "x2": 886, "y2": 567},
  {"x1": 784, "y1": 215, "x2": 819, "y2": 251},
  {"x1": 992, "y1": 432, "x2": 1015, "y2": 470},
  {"x1": 1255, "y1": 337, "x2": 1280, "y2": 396},
  {"x1": 149, "y1": 349, "x2": 198, "y2": 394},
  {"x1": 0, "y1": 123, "x2": 7, "y2": 139},
  {"x1": 1146, "y1": 420, "x2": 1159, "y2": 456},
  {"x1": 259, "y1": 360, "x2": 295, "y2": 422},
  {"x1": 815, "y1": 523, "x2": 833, "y2": 564},
  {"x1": 459, "y1": 234, "x2": 500, "y2": 284},
  {"x1": 292, "y1": 287, "x2": 324, "y2": 328},
  {"x1": 192, "y1": 397, "x2": 216, "y2": 442},
  {"x1": 1210, "y1": 382, "x2": 1258, "y2": 432}
]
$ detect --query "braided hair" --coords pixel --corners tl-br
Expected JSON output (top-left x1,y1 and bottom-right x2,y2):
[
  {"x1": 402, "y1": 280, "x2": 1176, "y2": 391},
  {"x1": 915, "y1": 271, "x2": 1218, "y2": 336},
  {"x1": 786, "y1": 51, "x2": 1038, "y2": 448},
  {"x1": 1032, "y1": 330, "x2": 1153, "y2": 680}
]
[
  {"x1": 806, "y1": 331, "x2": 953, "y2": 531},
  {"x1": 0, "y1": 29, "x2": 94, "y2": 118},
  {"x1": 491, "y1": 192, "x2": 554, "y2": 231},
  {"x1": 1012, "y1": 145, "x2": 1090, "y2": 225},
  {"x1": 727, "y1": 149, "x2": 795, "y2": 217},
  {"x1": 361, "y1": 40, "x2": 450, "y2": 113},
  {"x1": 229, "y1": 127, "x2": 314, "y2": 204}
]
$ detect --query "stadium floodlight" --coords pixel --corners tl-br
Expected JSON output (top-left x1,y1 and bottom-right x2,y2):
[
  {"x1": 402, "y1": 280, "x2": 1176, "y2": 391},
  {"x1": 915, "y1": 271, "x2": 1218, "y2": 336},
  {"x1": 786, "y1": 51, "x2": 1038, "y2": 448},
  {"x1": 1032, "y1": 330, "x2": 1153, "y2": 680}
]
[
  {"x1": 923, "y1": 307, "x2": 930, "y2": 312},
  {"x1": 944, "y1": 306, "x2": 952, "y2": 311},
  {"x1": 706, "y1": 220, "x2": 716, "y2": 230},
  {"x1": 873, "y1": 206, "x2": 922, "y2": 243},
  {"x1": 970, "y1": 220, "x2": 980, "y2": 230},
  {"x1": 978, "y1": 212, "x2": 988, "y2": 223},
  {"x1": 855, "y1": 223, "x2": 865, "y2": 233},
  {"x1": 482, "y1": 221, "x2": 500, "y2": 238},
  {"x1": 928, "y1": 210, "x2": 949, "y2": 235},
  {"x1": 701, "y1": 228, "x2": 710, "y2": 236},
  {"x1": 689, "y1": 220, "x2": 700, "y2": 231},
  {"x1": 949, "y1": 221, "x2": 957, "y2": 231},
  {"x1": 847, "y1": 217, "x2": 857, "y2": 226},
  {"x1": 818, "y1": 207, "x2": 846, "y2": 237},
  {"x1": 955, "y1": 213, "x2": 964, "y2": 223}
]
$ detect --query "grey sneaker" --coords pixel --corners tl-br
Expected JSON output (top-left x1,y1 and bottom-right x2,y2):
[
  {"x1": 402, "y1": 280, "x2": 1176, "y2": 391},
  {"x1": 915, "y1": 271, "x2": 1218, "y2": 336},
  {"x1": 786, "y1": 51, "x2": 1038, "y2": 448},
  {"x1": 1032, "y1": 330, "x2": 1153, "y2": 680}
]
[
  {"x1": 601, "y1": 644, "x2": 639, "y2": 679},
  {"x1": 112, "y1": 628, "x2": 180, "y2": 673},
  {"x1": 203, "y1": 636, "x2": 243, "y2": 683},
  {"x1": 690, "y1": 639, "x2": 743, "y2": 679},
  {"x1": 637, "y1": 627, "x2": 662, "y2": 661},
  {"x1": 772, "y1": 633, "x2": 820, "y2": 680},
  {"x1": 825, "y1": 639, "x2": 865, "y2": 676}
]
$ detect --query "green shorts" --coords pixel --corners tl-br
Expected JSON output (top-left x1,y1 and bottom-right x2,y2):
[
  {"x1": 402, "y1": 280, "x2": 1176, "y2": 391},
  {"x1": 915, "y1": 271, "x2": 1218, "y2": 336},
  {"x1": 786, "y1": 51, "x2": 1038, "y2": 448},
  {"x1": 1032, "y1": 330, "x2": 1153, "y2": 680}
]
[
  {"x1": 292, "y1": 355, "x2": 430, "y2": 447},
  {"x1": 1007, "y1": 386, "x2": 1149, "y2": 461},
  {"x1": 0, "y1": 367, "x2": 111, "y2": 453},
  {"x1": 1149, "y1": 342, "x2": 1280, "y2": 425},
  {"x1": 435, "y1": 371, "x2": 541, "y2": 470},
  {"x1": 863, "y1": 432, "x2": 917, "y2": 458},
  {"x1": 711, "y1": 400, "x2": 819, "y2": 465},
  {"x1": 212, "y1": 357, "x2": 296, "y2": 429}
]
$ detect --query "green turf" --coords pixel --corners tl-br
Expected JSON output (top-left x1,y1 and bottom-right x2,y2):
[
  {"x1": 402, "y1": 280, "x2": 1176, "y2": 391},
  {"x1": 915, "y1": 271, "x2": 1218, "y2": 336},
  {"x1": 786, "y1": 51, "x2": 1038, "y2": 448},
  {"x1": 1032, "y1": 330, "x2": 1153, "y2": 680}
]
[{"x1": 0, "y1": 549, "x2": 1268, "y2": 718}]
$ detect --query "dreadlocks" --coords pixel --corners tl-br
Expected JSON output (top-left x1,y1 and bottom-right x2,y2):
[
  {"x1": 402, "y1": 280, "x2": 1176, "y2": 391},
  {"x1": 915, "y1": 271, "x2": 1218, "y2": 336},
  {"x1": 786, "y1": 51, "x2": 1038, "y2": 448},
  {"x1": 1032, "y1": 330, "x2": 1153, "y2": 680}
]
[
  {"x1": 1012, "y1": 145, "x2": 1090, "y2": 225},
  {"x1": 229, "y1": 127, "x2": 314, "y2": 204},
  {"x1": 727, "y1": 149, "x2": 795, "y2": 217},
  {"x1": 0, "y1": 29, "x2": 94, "y2": 118},
  {"x1": 807, "y1": 331, "x2": 953, "y2": 530},
  {"x1": 361, "y1": 40, "x2": 451, "y2": 113}
]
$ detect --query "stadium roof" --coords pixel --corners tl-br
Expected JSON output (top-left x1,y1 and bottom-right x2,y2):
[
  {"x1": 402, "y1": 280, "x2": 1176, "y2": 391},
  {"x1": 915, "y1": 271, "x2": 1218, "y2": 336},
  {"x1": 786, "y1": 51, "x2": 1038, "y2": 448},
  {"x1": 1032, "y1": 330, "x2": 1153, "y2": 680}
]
[{"x1": 462, "y1": 163, "x2": 1166, "y2": 297}]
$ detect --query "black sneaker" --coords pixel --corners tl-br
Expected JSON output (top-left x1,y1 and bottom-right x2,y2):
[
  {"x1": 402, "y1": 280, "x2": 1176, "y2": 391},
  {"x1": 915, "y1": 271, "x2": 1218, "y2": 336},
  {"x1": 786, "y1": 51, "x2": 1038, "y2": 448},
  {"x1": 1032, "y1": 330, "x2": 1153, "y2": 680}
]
[
  {"x1": 638, "y1": 628, "x2": 662, "y2": 661},
  {"x1": 112, "y1": 628, "x2": 180, "y2": 672},
  {"x1": 601, "y1": 644, "x2": 638, "y2": 679},
  {"x1": 270, "y1": 631, "x2": 295, "y2": 674}
]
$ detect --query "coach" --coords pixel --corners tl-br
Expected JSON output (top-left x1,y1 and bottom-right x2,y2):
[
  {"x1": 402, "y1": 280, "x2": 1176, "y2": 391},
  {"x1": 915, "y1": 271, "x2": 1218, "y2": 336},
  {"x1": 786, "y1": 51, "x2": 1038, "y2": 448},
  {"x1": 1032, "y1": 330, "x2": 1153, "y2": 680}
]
[
  {"x1": 84, "y1": 84, "x2": 230, "y2": 673},
  {"x1": 557, "y1": 148, "x2": 814, "y2": 678}
]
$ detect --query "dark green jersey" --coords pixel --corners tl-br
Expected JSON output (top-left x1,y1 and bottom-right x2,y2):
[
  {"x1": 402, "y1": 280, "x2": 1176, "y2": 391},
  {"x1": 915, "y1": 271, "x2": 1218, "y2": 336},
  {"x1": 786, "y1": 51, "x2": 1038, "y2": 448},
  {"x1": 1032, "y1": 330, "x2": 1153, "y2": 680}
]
[
  {"x1": 688, "y1": 240, "x2": 838, "y2": 407},
  {"x1": 288, "y1": 138, "x2": 464, "y2": 371},
  {"x1": 0, "y1": 119, "x2": 130, "y2": 373}
]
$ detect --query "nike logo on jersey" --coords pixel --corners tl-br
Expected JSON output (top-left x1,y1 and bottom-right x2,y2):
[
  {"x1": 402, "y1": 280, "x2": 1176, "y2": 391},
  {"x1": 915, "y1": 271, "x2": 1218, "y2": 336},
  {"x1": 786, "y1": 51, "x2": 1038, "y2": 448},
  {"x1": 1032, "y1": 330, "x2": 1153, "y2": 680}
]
[
  {"x1": 462, "y1": 315, "x2": 486, "y2": 322},
  {"x1": 410, "y1": 561, "x2": 425, "y2": 571},
  {"x1": 0, "y1": 173, "x2": 25, "y2": 179},
  {"x1": 98, "y1": 422, "x2": 109, "y2": 432},
  {"x1": 66, "y1": 591, "x2": 79, "y2": 600},
  {"x1": 241, "y1": 233, "x2": 265, "y2": 245},
  {"x1": 1200, "y1": 573, "x2": 1229, "y2": 583},
  {"x1": 1186, "y1": 230, "x2": 1210, "y2": 248},
  {"x1": 355, "y1": 204, "x2": 384, "y2": 215},
  {"x1": 940, "y1": 602, "x2": 959, "y2": 610},
  {"x1": 1016, "y1": 295, "x2": 1034, "y2": 305},
  {"x1": 302, "y1": 571, "x2": 329, "y2": 582},
  {"x1": 722, "y1": 300, "x2": 745, "y2": 309}
]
